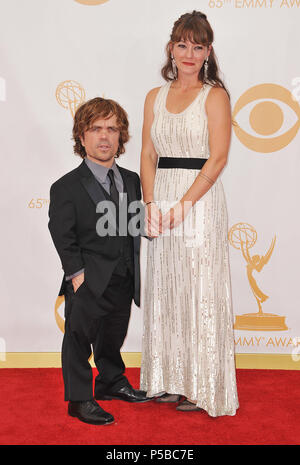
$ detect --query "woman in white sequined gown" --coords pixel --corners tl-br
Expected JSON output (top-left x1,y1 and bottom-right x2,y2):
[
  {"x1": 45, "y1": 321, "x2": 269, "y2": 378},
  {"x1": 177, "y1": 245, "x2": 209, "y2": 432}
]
[{"x1": 140, "y1": 11, "x2": 239, "y2": 417}]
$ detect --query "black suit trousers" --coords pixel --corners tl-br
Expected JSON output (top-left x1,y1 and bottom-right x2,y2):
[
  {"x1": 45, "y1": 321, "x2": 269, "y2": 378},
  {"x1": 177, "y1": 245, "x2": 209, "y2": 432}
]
[{"x1": 62, "y1": 269, "x2": 134, "y2": 401}]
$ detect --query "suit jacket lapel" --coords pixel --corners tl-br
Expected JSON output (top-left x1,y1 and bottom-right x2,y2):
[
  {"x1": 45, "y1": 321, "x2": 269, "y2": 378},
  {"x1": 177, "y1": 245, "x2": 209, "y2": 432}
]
[
  {"x1": 78, "y1": 161, "x2": 107, "y2": 206},
  {"x1": 78, "y1": 161, "x2": 140, "y2": 238},
  {"x1": 79, "y1": 161, "x2": 119, "y2": 234},
  {"x1": 78, "y1": 161, "x2": 136, "y2": 205},
  {"x1": 118, "y1": 166, "x2": 136, "y2": 205},
  {"x1": 118, "y1": 165, "x2": 142, "y2": 249}
]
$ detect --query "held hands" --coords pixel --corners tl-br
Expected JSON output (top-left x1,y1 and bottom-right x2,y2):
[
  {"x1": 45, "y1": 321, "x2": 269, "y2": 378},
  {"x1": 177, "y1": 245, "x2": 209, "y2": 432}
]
[
  {"x1": 145, "y1": 202, "x2": 162, "y2": 238},
  {"x1": 72, "y1": 272, "x2": 85, "y2": 293},
  {"x1": 145, "y1": 201, "x2": 192, "y2": 238},
  {"x1": 162, "y1": 201, "x2": 192, "y2": 231}
]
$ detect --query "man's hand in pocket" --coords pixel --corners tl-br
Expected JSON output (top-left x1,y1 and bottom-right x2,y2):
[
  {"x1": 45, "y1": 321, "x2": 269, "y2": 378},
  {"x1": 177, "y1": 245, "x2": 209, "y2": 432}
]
[{"x1": 72, "y1": 272, "x2": 85, "y2": 293}]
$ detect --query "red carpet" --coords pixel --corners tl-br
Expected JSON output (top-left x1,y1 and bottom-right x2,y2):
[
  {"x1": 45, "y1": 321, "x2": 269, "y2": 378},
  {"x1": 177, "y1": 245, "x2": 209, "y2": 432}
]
[{"x1": 0, "y1": 368, "x2": 299, "y2": 445}]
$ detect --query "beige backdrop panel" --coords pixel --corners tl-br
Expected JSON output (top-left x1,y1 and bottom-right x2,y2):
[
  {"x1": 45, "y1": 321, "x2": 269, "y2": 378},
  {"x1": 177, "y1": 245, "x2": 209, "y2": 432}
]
[{"x1": 0, "y1": 0, "x2": 299, "y2": 366}]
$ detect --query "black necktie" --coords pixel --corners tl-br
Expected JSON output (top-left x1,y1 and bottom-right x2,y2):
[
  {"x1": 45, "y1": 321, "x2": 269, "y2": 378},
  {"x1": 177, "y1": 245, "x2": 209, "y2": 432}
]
[{"x1": 107, "y1": 169, "x2": 119, "y2": 205}]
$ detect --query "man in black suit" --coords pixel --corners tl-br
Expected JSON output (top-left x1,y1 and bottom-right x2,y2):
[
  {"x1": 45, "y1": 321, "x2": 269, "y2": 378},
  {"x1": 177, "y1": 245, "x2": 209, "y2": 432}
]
[{"x1": 48, "y1": 97, "x2": 151, "y2": 425}]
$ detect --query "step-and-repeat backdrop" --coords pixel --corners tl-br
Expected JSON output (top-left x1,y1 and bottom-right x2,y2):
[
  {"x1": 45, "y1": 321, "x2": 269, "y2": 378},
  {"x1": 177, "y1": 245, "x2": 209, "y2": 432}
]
[{"x1": 1, "y1": 0, "x2": 299, "y2": 364}]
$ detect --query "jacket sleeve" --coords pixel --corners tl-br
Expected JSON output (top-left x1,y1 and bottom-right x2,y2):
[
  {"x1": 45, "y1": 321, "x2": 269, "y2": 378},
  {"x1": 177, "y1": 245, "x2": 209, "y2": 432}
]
[{"x1": 48, "y1": 180, "x2": 84, "y2": 275}]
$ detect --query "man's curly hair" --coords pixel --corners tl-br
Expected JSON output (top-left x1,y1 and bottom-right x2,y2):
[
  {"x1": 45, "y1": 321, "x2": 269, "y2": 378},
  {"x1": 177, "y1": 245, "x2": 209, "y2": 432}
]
[{"x1": 73, "y1": 97, "x2": 130, "y2": 158}]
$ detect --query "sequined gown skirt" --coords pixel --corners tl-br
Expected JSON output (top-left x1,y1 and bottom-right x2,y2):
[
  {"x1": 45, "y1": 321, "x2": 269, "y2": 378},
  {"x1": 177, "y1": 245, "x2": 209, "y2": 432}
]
[{"x1": 140, "y1": 167, "x2": 239, "y2": 417}]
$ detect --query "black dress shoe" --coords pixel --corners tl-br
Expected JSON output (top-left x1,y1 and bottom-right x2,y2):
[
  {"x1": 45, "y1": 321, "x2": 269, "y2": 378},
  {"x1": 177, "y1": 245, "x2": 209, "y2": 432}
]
[
  {"x1": 95, "y1": 384, "x2": 153, "y2": 403},
  {"x1": 68, "y1": 399, "x2": 114, "y2": 425}
]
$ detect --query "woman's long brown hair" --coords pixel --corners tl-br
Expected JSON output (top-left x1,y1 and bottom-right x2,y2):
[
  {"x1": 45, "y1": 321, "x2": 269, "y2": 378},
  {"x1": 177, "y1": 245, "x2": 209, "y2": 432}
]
[{"x1": 161, "y1": 11, "x2": 230, "y2": 98}]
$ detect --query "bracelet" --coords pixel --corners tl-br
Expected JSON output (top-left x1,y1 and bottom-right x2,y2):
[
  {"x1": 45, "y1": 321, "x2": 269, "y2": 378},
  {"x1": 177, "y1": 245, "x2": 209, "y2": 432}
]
[
  {"x1": 199, "y1": 172, "x2": 214, "y2": 185},
  {"x1": 145, "y1": 201, "x2": 155, "y2": 205}
]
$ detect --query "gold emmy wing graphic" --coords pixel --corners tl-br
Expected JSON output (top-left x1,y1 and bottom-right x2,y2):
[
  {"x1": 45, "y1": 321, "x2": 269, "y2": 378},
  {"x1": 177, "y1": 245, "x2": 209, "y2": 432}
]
[
  {"x1": 56, "y1": 80, "x2": 86, "y2": 118},
  {"x1": 54, "y1": 296, "x2": 65, "y2": 333},
  {"x1": 229, "y1": 223, "x2": 287, "y2": 331},
  {"x1": 74, "y1": 0, "x2": 109, "y2": 5},
  {"x1": 232, "y1": 83, "x2": 300, "y2": 152}
]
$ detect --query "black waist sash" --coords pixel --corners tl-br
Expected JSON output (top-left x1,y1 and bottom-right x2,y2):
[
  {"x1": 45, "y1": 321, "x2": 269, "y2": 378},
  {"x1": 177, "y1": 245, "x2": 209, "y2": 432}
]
[{"x1": 157, "y1": 157, "x2": 207, "y2": 169}]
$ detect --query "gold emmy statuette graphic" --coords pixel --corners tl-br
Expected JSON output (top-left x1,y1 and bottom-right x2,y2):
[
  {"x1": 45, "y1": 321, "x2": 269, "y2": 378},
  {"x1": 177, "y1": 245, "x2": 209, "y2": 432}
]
[
  {"x1": 56, "y1": 80, "x2": 85, "y2": 118},
  {"x1": 229, "y1": 223, "x2": 287, "y2": 331},
  {"x1": 232, "y1": 83, "x2": 300, "y2": 152},
  {"x1": 54, "y1": 296, "x2": 65, "y2": 333},
  {"x1": 74, "y1": 0, "x2": 109, "y2": 5}
]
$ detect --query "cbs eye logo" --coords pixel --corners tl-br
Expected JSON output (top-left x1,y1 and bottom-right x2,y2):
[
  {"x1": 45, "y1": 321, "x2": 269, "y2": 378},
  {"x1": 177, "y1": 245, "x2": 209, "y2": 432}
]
[{"x1": 232, "y1": 83, "x2": 300, "y2": 153}]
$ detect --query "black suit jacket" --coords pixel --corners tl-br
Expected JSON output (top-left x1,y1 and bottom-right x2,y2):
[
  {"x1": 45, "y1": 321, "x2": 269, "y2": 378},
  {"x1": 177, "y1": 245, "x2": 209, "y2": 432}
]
[{"x1": 48, "y1": 160, "x2": 146, "y2": 308}]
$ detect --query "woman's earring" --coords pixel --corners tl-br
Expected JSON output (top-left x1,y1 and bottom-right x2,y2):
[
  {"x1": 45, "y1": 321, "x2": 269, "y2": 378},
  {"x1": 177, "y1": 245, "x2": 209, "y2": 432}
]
[
  {"x1": 171, "y1": 54, "x2": 177, "y2": 80},
  {"x1": 204, "y1": 57, "x2": 208, "y2": 80}
]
